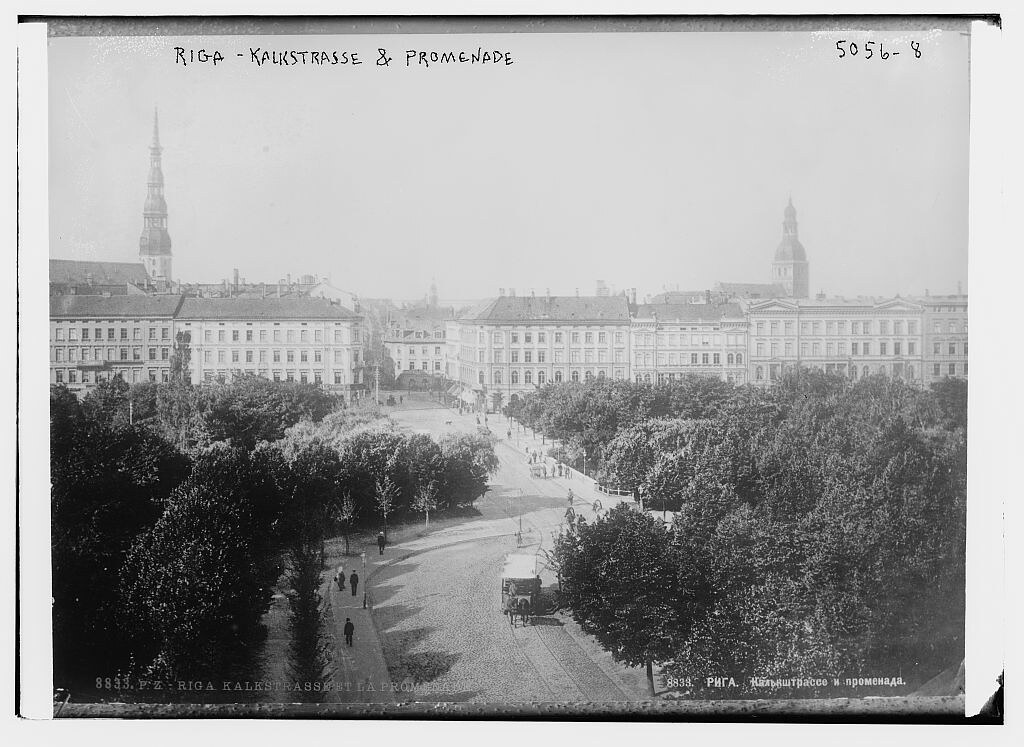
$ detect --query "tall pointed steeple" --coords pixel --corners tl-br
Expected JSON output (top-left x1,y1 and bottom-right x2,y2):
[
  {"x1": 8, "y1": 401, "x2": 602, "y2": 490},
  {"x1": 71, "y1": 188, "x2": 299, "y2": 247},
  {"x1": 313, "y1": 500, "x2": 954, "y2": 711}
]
[
  {"x1": 771, "y1": 197, "x2": 809, "y2": 298},
  {"x1": 139, "y1": 107, "x2": 173, "y2": 283}
]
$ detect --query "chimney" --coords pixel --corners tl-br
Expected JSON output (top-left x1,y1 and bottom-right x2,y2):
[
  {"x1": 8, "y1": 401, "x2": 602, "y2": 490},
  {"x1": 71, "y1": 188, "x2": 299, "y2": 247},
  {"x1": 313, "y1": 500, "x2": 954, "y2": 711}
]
[
  {"x1": 287, "y1": 273, "x2": 292, "y2": 287},
  {"x1": 531, "y1": 289, "x2": 535, "y2": 297},
  {"x1": 816, "y1": 290, "x2": 826, "y2": 301},
  {"x1": 233, "y1": 268, "x2": 239, "y2": 292},
  {"x1": 575, "y1": 288, "x2": 579, "y2": 297}
]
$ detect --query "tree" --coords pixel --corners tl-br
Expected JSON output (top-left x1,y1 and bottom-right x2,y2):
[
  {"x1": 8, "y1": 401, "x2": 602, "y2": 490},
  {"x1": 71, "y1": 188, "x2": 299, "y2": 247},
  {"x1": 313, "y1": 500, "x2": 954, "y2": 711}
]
[
  {"x1": 554, "y1": 504, "x2": 702, "y2": 696},
  {"x1": 51, "y1": 386, "x2": 190, "y2": 687},
  {"x1": 169, "y1": 330, "x2": 193, "y2": 382},
  {"x1": 375, "y1": 474, "x2": 399, "y2": 542},
  {"x1": 412, "y1": 480, "x2": 439, "y2": 528},
  {"x1": 335, "y1": 492, "x2": 358, "y2": 555}
]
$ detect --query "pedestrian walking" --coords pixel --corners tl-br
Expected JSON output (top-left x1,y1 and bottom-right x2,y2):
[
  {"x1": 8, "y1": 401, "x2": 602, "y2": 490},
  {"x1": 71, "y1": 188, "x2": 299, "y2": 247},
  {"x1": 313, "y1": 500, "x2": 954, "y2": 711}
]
[
  {"x1": 542, "y1": 464, "x2": 548, "y2": 478},
  {"x1": 336, "y1": 564, "x2": 346, "y2": 590},
  {"x1": 400, "y1": 395, "x2": 404, "y2": 404},
  {"x1": 568, "y1": 489, "x2": 574, "y2": 507},
  {"x1": 377, "y1": 531, "x2": 386, "y2": 555},
  {"x1": 476, "y1": 415, "x2": 481, "y2": 425},
  {"x1": 344, "y1": 618, "x2": 354, "y2": 646},
  {"x1": 557, "y1": 463, "x2": 563, "y2": 477},
  {"x1": 507, "y1": 429, "x2": 512, "y2": 440},
  {"x1": 350, "y1": 571, "x2": 359, "y2": 596}
]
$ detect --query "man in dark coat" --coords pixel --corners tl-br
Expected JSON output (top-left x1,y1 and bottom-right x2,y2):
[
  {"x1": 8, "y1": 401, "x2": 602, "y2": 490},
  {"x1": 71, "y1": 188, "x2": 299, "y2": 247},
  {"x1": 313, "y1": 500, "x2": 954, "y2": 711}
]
[
  {"x1": 377, "y1": 532, "x2": 386, "y2": 555},
  {"x1": 344, "y1": 618, "x2": 354, "y2": 646},
  {"x1": 350, "y1": 571, "x2": 359, "y2": 596}
]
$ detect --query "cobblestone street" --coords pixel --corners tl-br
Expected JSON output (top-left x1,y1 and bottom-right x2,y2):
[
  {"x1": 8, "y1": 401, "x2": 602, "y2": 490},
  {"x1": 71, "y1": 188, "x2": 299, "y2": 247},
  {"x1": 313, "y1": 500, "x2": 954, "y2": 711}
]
[{"x1": 348, "y1": 394, "x2": 646, "y2": 703}]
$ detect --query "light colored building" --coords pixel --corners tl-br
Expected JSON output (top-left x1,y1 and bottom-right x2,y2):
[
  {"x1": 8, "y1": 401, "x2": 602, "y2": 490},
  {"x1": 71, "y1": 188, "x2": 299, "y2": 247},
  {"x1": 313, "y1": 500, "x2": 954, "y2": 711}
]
[
  {"x1": 176, "y1": 297, "x2": 365, "y2": 392},
  {"x1": 631, "y1": 302, "x2": 748, "y2": 385},
  {"x1": 383, "y1": 308, "x2": 451, "y2": 385},
  {"x1": 455, "y1": 292, "x2": 632, "y2": 411},
  {"x1": 50, "y1": 294, "x2": 185, "y2": 393},
  {"x1": 744, "y1": 296, "x2": 926, "y2": 385},
  {"x1": 920, "y1": 293, "x2": 968, "y2": 384}
]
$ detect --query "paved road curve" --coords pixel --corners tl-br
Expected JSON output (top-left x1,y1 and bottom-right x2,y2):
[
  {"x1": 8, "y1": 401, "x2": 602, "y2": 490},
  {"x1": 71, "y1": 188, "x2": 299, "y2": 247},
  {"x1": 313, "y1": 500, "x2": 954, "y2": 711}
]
[{"x1": 366, "y1": 396, "x2": 642, "y2": 703}]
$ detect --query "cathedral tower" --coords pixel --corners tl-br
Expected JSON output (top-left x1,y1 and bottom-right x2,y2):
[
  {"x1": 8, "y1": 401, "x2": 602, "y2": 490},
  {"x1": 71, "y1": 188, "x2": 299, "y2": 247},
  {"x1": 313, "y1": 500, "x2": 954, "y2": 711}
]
[
  {"x1": 771, "y1": 197, "x2": 809, "y2": 298},
  {"x1": 138, "y1": 108, "x2": 173, "y2": 282}
]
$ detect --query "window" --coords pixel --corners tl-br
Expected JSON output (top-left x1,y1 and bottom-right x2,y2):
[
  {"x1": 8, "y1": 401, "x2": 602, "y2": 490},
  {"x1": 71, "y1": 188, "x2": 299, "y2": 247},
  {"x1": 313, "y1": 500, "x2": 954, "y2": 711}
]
[
  {"x1": 964, "y1": 341, "x2": 969, "y2": 355},
  {"x1": 571, "y1": 351, "x2": 580, "y2": 363},
  {"x1": 55, "y1": 348, "x2": 64, "y2": 362},
  {"x1": 585, "y1": 332, "x2": 594, "y2": 343},
  {"x1": 148, "y1": 348, "x2": 157, "y2": 361},
  {"x1": 553, "y1": 332, "x2": 563, "y2": 344},
  {"x1": 55, "y1": 369, "x2": 64, "y2": 383},
  {"x1": 218, "y1": 330, "x2": 226, "y2": 342},
  {"x1": 863, "y1": 342, "x2": 870, "y2": 355},
  {"x1": 511, "y1": 332, "x2": 519, "y2": 343},
  {"x1": 909, "y1": 342, "x2": 916, "y2": 355},
  {"x1": 538, "y1": 332, "x2": 546, "y2": 343},
  {"x1": 614, "y1": 332, "x2": 623, "y2": 344},
  {"x1": 538, "y1": 371, "x2": 546, "y2": 385},
  {"x1": 736, "y1": 353, "x2": 743, "y2": 364},
  {"x1": 879, "y1": 342, "x2": 887, "y2": 356},
  {"x1": 232, "y1": 330, "x2": 240, "y2": 342},
  {"x1": 204, "y1": 350, "x2": 212, "y2": 363},
  {"x1": 702, "y1": 353, "x2": 709, "y2": 365},
  {"x1": 314, "y1": 329, "x2": 322, "y2": 342},
  {"x1": 334, "y1": 372, "x2": 342, "y2": 385},
  {"x1": 598, "y1": 332, "x2": 607, "y2": 344},
  {"x1": 949, "y1": 343, "x2": 957, "y2": 355},
  {"x1": 287, "y1": 350, "x2": 295, "y2": 363},
  {"x1": 584, "y1": 350, "x2": 594, "y2": 363},
  {"x1": 964, "y1": 362, "x2": 969, "y2": 375},
  {"x1": 300, "y1": 330, "x2": 309, "y2": 342},
  {"x1": 894, "y1": 342, "x2": 902, "y2": 355},
  {"x1": 232, "y1": 350, "x2": 240, "y2": 363},
  {"x1": 756, "y1": 365, "x2": 764, "y2": 380},
  {"x1": 205, "y1": 330, "x2": 213, "y2": 342},
  {"x1": 246, "y1": 350, "x2": 254, "y2": 363},
  {"x1": 879, "y1": 320, "x2": 889, "y2": 335},
  {"x1": 511, "y1": 370, "x2": 519, "y2": 384},
  {"x1": 314, "y1": 350, "x2": 322, "y2": 363},
  {"x1": 727, "y1": 353, "x2": 734, "y2": 365},
  {"x1": 286, "y1": 330, "x2": 295, "y2": 342},
  {"x1": 218, "y1": 350, "x2": 226, "y2": 363},
  {"x1": 273, "y1": 350, "x2": 281, "y2": 363},
  {"x1": 300, "y1": 351, "x2": 308, "y2": 363},
  {"x1": 132, "y1": 328, "x2": 141, "y2": 341},
  {"x1": 525, "y1": 370, "x2": 533, "y2": 384},
  {"x1": 525, "y1": 332, "x2": 532, "y2": 343},
  {"x1": 571, "y1": 332, "x2": 579, "y2": 343},
  {"x1": 132, "y1": 347, "x2": 141, "y2": 361},
  {"x1": 691, "y1": 353, "x2": 698, "y2": 365},
  {"x1": 585, "y1": 370, "x2": 594, "y2": 382},
  {"x1": 538, "y1": 350, "x2": 546, "y2": 363},
  {"x1": 524, "y1": 351, "x2": 532, "y2": 363},
  {"x1": 713, "y1": 353, "x2": 720, "y2": 365},
  {"x1": 259, "y1": 350, "x2": 268, "y2": 363},
  {"x1": 852, "y1": 342, "x2": 860, "y2": 355},
  {"x1": 421, "y1": 361, "x2": 428, "y2": 371},
  {"x1": 68, "y1": 370, "x2": 77, "y2": 384},
  {"x1": 949, "y1": 363, "x2": 956, "y2": 375},
  {"x1": 511, "y1": 350, "x2": 519, "y2": 363},
  {"x1": 120, "y1": 328, "x2": 128, "y2": 341},
  {"x1": 554, "y1": 370, "x2": 563, "y2": 383},
  {"x1": 571, "y1": 370, "x2": 579, "y2": 382}
]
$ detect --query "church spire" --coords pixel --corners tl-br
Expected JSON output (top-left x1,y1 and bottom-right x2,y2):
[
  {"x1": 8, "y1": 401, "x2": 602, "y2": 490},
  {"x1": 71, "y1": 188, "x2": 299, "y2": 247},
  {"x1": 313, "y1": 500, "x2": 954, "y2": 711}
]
[{"x1": 139, "y1": 107, "x2": 173, "y2": 283}]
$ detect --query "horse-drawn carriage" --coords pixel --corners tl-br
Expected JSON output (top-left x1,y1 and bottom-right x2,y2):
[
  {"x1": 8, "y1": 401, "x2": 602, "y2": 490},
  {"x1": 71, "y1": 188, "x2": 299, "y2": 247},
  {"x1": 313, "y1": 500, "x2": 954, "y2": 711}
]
[{"x1": 501, "y1": 554, "x2": 540, "y2": 627}]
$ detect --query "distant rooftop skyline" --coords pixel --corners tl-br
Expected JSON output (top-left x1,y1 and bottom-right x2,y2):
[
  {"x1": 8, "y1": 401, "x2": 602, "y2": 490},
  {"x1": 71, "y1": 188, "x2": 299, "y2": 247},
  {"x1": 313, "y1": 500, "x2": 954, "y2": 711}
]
[{"x1": 49, "y1": 28, "x2": 969, "y2": 301}]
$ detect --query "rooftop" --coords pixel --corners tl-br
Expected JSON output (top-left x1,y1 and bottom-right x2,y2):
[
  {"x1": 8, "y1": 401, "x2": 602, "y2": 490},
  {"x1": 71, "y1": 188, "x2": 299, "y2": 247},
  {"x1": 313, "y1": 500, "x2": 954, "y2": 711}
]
[
  {"x1": 634, "y1": 303, "x2": 743, "y2": 322},
  {"x1": 461, "y1": 295, "x2": 630, "y2": 323},
  {"x1": 50, "y1": 294, "x2": 184, "y2": 319},
  {"x1": 50, "y1": 259, "x2": 150, "y2": 286},
  {"x1": 177, "y1": 296, "x2": 361, "y2": 321}
]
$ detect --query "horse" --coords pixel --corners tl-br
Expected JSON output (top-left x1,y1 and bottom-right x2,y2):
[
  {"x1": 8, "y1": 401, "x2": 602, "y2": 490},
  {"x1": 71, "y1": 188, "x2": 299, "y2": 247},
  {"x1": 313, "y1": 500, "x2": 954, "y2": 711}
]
[{"x1": 515, "y1": 596, "x2": 531, "y2": 627}]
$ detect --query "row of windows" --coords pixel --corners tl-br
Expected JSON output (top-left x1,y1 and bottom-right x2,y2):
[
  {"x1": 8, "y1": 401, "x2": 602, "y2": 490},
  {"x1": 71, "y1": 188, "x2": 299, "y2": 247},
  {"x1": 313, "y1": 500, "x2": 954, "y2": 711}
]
[
  {"x1": 634, "y1": 333, "x2": 741, "y2": 347},
  {"x1": 754, "y1": 340, "x2": 922, "y2": 357},
  {"x1": 637, "y1": 352, "x2": 745, "y2": 366},
  {"x1": 394, "y1": 346, "x2": 444, "y2": 357},
  {"x1": 201, "y1": 348, "x2": 359, "y2": 365},
  {"x1": 754, "y1": 362, "x2": 920, "y2": 381},
  {"x1": 54, "y1": 368, "x2": 168, "y2": 385},
  {"x1": 54, "y1": 326, "x2": 171, "y2": 342},
  {"x1": 754, "y1": 319, "x2": 924, "y2": 336},
  {"x1": 202, "y1": 328, "x2": 347, "y2": 343},
  {"x1": 487, "y1": 368, "x2": 629, "y2": 386},
  {"x1": 53, "y1": 346, "x2": 171, "y2": 362},
  {"x1": 389, "y1": 329, "x2": 445, "y2": 340},
  {"x1": 405, "y1": 361, "x2": 443, "y2": 371},
  {"x1": 485, "y1": 330, "x2": 627, "y2": 345},
  {"x1": 201, "y1": 369, "x2": 340, "y2": 384},
  {"x1": 933, "y1": 342, "x2": 968, "y2": 355}
]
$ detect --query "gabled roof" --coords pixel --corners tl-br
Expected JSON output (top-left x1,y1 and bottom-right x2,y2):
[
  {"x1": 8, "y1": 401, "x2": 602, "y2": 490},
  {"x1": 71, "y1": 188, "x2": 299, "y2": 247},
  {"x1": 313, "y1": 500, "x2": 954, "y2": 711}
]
[
  {"x1": 460, "y1": 295, "x2": 630, "y2": 323},
  {"x1": 50, "y1": 259, "x2": 150, "y2": 286},
  {"x1": 714, "y1": 282, "x2": 788, "y2": 299},
  {"x1": 634, "y1": 303, "x2": 743, "y2": 322},
  {"x1": 50, "y1": 294, "x2": 184, "y2": 319},
  {"x1": 177, "y1": 297, "x2": 361, "y2": 320}
]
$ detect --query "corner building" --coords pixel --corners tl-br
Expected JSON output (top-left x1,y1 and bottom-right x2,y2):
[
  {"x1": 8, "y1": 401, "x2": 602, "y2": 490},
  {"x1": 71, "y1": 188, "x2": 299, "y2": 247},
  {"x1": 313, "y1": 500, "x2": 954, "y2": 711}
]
[
  {"x1": 178, "y1": 297, "x2": 365, "y2": 391},
  {"x1": 455, "y1": 294, "x2": 631, "y2": 411}
]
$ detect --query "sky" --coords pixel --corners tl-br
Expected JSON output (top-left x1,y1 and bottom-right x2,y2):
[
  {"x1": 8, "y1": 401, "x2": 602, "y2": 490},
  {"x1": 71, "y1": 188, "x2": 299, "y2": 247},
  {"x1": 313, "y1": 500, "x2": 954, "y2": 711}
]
[{"x1": 47, "y1": 26, "x2": 970, "y2": 301}]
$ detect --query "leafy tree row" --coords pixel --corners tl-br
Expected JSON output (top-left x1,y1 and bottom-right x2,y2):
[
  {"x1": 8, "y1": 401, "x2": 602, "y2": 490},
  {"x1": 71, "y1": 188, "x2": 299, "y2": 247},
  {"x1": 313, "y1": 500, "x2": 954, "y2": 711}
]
[{"x1": 554, "y1": 372, "x2": 967, "y2": 698}]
